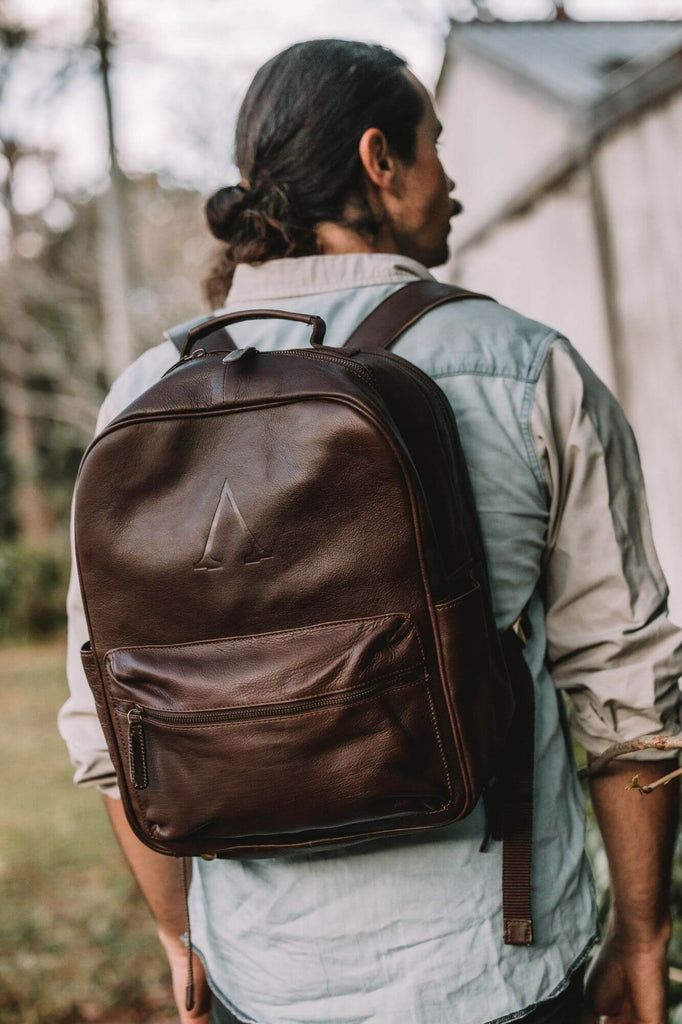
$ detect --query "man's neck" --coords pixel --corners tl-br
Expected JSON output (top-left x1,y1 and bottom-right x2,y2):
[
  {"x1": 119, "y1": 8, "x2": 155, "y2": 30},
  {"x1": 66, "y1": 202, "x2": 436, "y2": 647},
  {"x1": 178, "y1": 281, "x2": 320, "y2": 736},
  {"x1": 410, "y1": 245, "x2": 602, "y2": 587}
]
[{"x1": 314, "y1": 219, "x2": 399, "y2": 257}]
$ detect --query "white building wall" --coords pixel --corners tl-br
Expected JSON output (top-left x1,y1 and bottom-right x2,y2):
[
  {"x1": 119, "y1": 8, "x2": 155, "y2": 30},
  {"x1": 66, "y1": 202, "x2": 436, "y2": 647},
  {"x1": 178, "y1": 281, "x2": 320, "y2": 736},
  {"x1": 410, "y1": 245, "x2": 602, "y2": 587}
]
[{"x1": 436, "y1": 48, "x2": 576, "y2": 237}]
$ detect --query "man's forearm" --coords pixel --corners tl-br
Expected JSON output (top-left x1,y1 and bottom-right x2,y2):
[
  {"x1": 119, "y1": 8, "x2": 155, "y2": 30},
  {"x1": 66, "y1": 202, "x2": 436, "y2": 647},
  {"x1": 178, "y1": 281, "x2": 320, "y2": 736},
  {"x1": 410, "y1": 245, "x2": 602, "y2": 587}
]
[
  {"x1": 588, "y1": 755, "x2": 679, "y2": 943},
  {"x1": 103, "y1": 795, "x2": 212, "y2": 1021},
  {"x1": 102, "y1": 794, "x2": 188, "y2": 942}
]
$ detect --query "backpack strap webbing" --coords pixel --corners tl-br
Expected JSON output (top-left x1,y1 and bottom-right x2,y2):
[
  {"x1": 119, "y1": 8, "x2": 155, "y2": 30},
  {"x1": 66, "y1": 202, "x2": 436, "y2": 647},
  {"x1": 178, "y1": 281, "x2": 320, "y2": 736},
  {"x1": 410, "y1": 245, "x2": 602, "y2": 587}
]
[
  {"x1": 341, "y1": 279, "x2": 494, "y2": 352},
  {"x1": 500, "y1": 625, "x2": 535, "y2": 946}
]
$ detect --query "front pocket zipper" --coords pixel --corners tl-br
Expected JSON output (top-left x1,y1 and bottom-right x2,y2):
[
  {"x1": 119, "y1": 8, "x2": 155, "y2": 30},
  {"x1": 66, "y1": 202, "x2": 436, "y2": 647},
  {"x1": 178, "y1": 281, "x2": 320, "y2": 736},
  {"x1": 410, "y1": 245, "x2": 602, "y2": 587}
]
[
  {"x1": 127, "y1": 705, "x2": 149, "y2": 789},
  {"x1": 118, "y1": 666, "x2": 417, "y2": 791}
]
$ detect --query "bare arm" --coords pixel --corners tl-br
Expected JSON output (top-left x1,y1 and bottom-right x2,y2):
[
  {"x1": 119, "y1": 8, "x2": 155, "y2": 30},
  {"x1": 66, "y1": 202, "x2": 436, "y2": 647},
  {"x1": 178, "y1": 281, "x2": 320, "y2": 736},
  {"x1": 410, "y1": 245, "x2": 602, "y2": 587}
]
[
  {"x1": 103, "y1": 795, "x2": 212, "y2": 1023},
  {"x1": 583, "y1": 757, "x2": 679, "y2": 1024},
  {"x1": 530, "y1": 341, "x2": 682, "y2": 1021}
]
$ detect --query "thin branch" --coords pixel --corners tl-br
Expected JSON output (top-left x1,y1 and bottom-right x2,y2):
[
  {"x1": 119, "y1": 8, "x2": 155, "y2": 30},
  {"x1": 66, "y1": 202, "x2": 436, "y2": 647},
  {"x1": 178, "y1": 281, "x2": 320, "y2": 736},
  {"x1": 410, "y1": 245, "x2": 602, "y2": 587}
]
[
  {"x1": 577, "y1": 735, "x2": 682, "y2": 788},
  {"x1": 627, "y1": 765, "x2": 682, "y2": 795}
]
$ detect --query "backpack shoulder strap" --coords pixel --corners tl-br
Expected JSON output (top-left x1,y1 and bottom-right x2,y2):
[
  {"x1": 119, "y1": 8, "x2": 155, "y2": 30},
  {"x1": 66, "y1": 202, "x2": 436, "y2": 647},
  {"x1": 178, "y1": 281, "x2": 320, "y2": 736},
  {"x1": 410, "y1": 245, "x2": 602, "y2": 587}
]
[
  {"x1": 164, "y1": 314, "x2": 237, "y2": 355},
  {"x1": 346, "y1": 276, "x2": 536, "y2": 947},
  {"x1": 342, "y1": 279, "x2": 494, "y2": 353}
]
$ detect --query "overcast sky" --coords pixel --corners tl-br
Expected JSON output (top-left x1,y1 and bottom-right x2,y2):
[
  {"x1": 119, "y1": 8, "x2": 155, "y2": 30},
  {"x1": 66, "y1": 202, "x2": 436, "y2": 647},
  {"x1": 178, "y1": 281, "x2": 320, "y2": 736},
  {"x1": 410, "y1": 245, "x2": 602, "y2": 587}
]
[{"x1": 2, "y1": 0, "x2": 682, "y2": 205}]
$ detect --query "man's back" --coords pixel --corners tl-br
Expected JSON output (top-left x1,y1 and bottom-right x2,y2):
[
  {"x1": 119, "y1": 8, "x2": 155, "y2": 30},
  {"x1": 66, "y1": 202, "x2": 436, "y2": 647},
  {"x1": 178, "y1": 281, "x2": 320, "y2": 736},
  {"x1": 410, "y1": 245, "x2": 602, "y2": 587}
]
[{"x1": 60, "y1": 251, "x2": 680, "y2": 1024}]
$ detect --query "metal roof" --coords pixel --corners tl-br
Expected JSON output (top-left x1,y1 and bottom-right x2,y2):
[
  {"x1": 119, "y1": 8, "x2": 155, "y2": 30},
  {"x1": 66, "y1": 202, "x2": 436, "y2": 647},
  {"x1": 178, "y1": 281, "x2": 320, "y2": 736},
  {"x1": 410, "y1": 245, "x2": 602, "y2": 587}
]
[{"x1": 446, "y1": 20, "x2": 682, "y2": 119}]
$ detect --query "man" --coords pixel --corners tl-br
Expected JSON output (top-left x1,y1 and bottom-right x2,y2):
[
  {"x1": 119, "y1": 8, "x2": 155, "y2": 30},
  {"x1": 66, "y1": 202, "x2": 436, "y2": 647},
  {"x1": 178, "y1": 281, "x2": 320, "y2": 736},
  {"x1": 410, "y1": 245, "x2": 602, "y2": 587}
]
[{"x1": 60, "y1": 40, "x2": 681, "y2": 1024}]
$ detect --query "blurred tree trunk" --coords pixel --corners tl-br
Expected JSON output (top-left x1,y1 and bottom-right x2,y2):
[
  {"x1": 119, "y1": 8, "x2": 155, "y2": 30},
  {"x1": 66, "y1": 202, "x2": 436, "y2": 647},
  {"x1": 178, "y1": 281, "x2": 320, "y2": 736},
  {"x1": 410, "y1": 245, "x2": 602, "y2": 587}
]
[
  {"x1": 93, "y1": 0, "x2": 135, "y2": 382},
  {"x1": 0, "y1": 141, "x2": 52, "y2": 543}
]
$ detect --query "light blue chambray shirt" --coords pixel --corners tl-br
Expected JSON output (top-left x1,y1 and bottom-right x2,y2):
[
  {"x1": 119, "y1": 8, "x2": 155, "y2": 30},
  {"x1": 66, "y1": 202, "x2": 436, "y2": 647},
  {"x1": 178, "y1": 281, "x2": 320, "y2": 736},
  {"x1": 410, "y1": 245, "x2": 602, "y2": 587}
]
[{"x1": 60, "y1": 252, "x2": 682, "y2": 1024}]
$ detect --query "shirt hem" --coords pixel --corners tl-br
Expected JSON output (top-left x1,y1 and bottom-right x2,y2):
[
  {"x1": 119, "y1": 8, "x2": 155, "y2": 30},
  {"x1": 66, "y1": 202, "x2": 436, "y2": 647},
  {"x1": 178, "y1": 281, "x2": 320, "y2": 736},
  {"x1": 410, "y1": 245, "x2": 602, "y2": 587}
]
[
  {"x1": 192, "y1": 942, "x2": 260, "y2": 1024},
  {"x1": 193, "y1": 929, "x2": 600, "y2": 1024},
  {"x1": 483, "y1": 929, "x2": 599, "y2": 1024}
]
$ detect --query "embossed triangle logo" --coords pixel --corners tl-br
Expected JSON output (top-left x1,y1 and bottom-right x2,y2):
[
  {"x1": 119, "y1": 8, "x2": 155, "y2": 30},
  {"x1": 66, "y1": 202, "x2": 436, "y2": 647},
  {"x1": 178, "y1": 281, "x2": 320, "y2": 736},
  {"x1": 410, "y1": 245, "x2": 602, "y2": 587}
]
[{"x1": 194, "y1": 476, "x2": 272, "y2": 570}]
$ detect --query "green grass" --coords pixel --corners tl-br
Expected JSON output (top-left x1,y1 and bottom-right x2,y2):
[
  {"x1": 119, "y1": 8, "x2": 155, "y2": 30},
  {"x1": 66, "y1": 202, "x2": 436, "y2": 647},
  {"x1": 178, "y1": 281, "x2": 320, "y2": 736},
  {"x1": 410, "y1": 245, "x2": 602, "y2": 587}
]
[{"x1": 0, "y1": 637, "x2": 176, "y2": 1024}]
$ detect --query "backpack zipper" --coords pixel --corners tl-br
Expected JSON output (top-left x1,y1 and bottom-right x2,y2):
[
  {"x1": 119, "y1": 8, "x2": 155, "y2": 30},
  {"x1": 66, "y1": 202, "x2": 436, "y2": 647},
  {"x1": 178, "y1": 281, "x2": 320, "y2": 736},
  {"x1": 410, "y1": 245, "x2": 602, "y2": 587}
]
[
  {"x1": 161, "y1": 347, "x2": 208, "y2": 378},
  {"x1": 164, "y1": 345, "x2": 376, "y2": 389},
  {"x1": 270, "y1": 348, "x2": 377, "y2": 389},
  {"x1": 121, "y1": 665, "x2": 418, "y2": 789}
]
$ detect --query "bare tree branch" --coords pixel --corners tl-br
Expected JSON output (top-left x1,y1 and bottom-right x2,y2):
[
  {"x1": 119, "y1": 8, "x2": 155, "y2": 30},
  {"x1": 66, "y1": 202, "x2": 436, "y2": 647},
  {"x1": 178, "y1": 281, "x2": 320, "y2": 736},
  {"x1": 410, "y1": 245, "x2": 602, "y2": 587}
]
[
  {"x1": 626, "y1": 765, "x2": 682, "y2": 795},
  {"x1": 578, "y1": 734, "x2": 682, "y2": 788}
]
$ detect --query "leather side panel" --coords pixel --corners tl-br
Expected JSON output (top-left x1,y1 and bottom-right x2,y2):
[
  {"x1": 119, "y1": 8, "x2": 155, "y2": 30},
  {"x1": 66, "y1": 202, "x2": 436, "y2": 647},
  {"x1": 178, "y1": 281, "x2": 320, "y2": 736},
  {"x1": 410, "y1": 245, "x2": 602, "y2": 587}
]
[
  {"x1": 434, "y1": 583, "x2": 515, "y2": 799},
  {"x1": 80, "y1": 641, "x2": 125, "y2": 792}
]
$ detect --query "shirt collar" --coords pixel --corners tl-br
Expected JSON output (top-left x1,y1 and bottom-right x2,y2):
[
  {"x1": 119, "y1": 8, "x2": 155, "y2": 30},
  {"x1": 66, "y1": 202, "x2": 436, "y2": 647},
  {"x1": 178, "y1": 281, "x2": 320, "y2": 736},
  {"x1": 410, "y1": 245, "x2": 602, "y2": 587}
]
[{"x1": 228, "y1": 252, "x2": 435, "y2": 302}]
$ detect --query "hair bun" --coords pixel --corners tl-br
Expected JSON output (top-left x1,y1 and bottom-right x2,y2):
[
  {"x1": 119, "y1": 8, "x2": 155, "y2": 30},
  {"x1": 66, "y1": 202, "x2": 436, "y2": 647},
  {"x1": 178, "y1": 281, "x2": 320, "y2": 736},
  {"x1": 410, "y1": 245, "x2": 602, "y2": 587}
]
[{"x1": 205, "y1": 184, "x2": 251, "y2": 242}]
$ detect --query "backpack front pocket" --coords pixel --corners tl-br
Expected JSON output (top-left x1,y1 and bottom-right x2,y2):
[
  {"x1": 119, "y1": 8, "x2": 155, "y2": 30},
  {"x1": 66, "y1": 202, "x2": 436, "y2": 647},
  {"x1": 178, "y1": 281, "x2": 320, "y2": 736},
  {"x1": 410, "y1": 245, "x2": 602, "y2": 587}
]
[{"x1": 104, "y1": 612, "x2": 451, "y2": 847}]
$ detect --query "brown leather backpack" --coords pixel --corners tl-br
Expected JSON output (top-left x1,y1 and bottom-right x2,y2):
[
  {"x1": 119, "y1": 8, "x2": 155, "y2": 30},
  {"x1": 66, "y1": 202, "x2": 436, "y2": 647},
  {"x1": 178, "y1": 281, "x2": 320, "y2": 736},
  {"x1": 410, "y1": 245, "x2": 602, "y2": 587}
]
[{"x1": 74, "y1": 281, "x2": 536, "y2": 962}]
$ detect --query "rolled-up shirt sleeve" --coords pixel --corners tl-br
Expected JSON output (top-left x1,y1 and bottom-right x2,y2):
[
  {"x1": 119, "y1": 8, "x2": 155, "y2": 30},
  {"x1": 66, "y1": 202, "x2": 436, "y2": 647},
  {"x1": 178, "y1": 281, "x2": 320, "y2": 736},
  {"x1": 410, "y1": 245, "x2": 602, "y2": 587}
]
[
  {"x1": 58, "y1": 393, "x2": 121, "y2": 796},
  {"x1": 532, "y1": 337, "x2": 682, "y2": 760}
]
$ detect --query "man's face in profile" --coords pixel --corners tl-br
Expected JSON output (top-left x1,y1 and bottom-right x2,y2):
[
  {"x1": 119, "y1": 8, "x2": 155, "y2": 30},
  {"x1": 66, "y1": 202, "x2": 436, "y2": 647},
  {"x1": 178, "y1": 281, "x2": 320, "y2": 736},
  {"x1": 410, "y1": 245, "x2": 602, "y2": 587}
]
[{"x1": 389, "y1": 71, "x2": 461, "y2": 269}]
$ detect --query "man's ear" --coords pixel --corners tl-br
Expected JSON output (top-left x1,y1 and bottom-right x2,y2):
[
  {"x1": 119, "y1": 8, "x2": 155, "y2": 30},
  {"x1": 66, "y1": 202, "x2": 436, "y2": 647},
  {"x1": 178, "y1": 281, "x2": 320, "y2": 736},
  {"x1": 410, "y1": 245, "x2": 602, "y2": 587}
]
[{"x1": 358, "y1": 127, "x2": 397, "y2": 190}]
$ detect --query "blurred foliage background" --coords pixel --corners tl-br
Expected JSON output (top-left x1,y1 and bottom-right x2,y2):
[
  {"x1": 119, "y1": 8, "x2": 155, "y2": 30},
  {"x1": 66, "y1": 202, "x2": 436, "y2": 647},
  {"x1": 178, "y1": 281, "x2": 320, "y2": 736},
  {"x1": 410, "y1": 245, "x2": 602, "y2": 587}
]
[{"x1": 2, "y1": 0, "x2": 682, "y2": 1021}]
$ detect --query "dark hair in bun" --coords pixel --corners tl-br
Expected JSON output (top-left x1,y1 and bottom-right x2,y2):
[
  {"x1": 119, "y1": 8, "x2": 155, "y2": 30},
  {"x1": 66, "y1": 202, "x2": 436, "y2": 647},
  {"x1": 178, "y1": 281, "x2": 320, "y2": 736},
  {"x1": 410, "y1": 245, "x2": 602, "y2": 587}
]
[
  {"x1": 205, "y1": 185, "x2": 251, "y2": 242},
  {"x1": 202, "y1": 38, "x2": 423, "y2": 306}
]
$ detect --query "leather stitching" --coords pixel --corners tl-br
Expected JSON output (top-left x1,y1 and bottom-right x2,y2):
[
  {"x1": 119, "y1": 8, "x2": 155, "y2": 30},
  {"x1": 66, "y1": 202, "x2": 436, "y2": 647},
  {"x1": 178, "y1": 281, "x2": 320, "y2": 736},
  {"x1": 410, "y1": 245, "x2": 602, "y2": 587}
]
[
  {"x1": 213, "y1": 808, "x2": 461, "y2": 855},
  {"x1": 434, "y1": 582, "x2": 481, "y2": 613},
  {"x1": 422, "y1": 674, "x2": 453, "y2": 811}
]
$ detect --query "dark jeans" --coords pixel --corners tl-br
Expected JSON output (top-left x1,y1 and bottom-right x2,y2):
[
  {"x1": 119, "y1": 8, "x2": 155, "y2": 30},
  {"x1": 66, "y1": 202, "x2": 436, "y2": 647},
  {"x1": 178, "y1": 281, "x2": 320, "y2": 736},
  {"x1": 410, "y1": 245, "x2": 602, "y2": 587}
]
[{"x1": 208, "y1": 964, "x2": 585, "y2": 1024}]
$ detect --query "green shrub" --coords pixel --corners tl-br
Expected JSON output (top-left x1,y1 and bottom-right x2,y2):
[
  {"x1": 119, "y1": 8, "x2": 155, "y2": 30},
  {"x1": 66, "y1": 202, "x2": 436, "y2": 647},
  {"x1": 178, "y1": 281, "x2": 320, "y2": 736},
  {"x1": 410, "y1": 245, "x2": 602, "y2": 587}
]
[{"x1": 0, "y1": 542, "x2": 71, "y2": 642}]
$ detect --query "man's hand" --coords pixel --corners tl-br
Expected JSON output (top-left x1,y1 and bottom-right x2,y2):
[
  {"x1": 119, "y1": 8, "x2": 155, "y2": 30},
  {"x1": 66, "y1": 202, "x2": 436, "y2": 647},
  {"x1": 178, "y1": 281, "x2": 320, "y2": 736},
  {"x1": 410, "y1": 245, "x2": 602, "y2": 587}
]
[
  {"x1": 582, "y1": 921, "x2": 670, "y2": 1023},
  {"x1": 158, "y1": 928, "x2": 213, "y2": 1024}
]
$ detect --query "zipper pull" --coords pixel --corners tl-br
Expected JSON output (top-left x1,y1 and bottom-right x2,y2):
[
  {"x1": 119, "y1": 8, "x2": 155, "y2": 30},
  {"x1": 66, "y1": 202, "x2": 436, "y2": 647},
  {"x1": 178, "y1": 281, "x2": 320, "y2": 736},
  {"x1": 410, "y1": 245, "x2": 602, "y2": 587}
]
[
  {"x1": 223, "y1": 346, "x2": 257, "y2": 364},
  {"x1": 127, "y1": 705, "x2": 148, "y2": 790},
  {"x1": 182, "y1": 346, "x2": 207, "y2": 362},
  {"x1": 161, "y1": 347, "x2": 208, "y2": 379}
]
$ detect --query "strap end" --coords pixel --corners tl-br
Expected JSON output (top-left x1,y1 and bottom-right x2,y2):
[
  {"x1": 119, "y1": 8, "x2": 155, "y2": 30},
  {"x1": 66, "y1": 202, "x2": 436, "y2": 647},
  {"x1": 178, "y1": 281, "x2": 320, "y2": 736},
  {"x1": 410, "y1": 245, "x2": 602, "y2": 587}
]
[{"x1": 504, "y1": 919, "x2": 534, "y2": 946}]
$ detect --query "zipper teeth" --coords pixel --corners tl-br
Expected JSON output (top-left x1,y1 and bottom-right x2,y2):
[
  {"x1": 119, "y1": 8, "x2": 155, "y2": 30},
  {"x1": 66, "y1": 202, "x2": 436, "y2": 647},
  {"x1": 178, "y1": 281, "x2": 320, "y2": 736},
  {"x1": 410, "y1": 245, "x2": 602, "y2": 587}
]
[
  {"x1": 118, "y1": 668, "x2": 416, "y2": 726},
  {"x1": 272, "y1": 348, "x2": 377, "y2": 389},
  {"x1": 165, "y1": 345, "x2": 376, "y2": 390}
]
